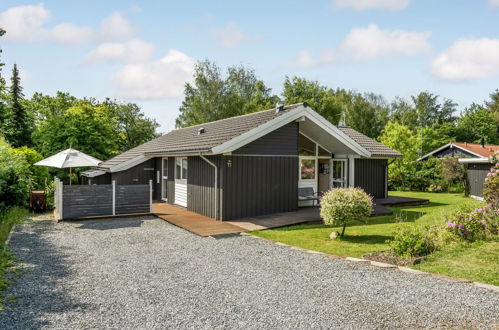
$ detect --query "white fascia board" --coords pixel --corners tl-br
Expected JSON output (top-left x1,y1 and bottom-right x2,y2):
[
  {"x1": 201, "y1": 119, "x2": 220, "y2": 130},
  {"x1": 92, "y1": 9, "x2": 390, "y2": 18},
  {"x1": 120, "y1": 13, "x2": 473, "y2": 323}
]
[
  {"x1": 211, "y1": 106, "x2": 306, "y2": 154},
  {"x1": 418, "y1": 143, "x2": 485, "y2": 161},
  {"x1": 458, "y1": 157, "x2": 491, "y2": 164},
  {"x1": 212, "y1": 105, "x2": 371, "y2": 157},
  {"x1": 109, "y1": 154, "x2": 152, "y2": 173},
  {"x1": 302, "y1": 108, "x2": 371, "y2": 157}
]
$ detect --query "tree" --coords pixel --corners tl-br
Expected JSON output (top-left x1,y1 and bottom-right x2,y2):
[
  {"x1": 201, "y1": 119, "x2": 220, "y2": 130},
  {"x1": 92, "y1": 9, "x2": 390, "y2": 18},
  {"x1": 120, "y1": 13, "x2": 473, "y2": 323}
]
[
  {"x1": 320, "y1": 188, "x2": 373, "y2": 237},
  {"x1": 0, "y1": 28, "x2": 7, "y2": 134},
  {"x1": 412, "y1": 92, "x2": 457, "y2": 129},
  {"x1": 485, "y1": 89, "x2": 499, "y2": 136},
  {"x1": 455, "y1": 103, "x2": 497, "y2": 144},
  {"x1": 282, "y1": 77, "x2": 343, "y2": 125},
  {"x1": 390, "y1": 97, "x2": 418, "y2": 131},
  {"x1": 379, "y1": 122, "x2": 418, "y2": 188},
  {"x1": 106, "y1": 101, "x2": 159, "y2": 151},
  {"x1": 5, "y1": 64, "x2": 32, "y2": 147},
  {"x1": 176, "y1": 60, "x2": 278, "y2": 128},
  {"x1": 345, "y1": 92, "x2": 389, "y2": 139}
]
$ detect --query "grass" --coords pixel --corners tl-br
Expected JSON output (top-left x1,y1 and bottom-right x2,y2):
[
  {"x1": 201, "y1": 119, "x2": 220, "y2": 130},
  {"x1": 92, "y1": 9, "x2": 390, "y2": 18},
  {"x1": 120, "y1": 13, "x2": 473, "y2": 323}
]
[
  {"x1": 250, "y1": 192, "x2": 499, "y2": 285},
  {"x1": 0, "y1": 207, "x2": 27, "y2": 309}
]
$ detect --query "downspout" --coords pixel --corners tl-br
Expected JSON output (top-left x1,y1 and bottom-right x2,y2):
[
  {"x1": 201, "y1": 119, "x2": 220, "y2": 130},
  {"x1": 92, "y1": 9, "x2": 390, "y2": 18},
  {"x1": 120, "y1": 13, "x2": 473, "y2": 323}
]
[{"x1": 199, "y1": 154, "x2": 219, "y2": 220}]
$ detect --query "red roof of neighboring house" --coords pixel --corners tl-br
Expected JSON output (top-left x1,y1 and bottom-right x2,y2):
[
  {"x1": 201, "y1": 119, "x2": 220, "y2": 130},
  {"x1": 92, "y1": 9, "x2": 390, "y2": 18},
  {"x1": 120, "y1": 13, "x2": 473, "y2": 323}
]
[{"x1": 453, "y1": 142, "x2": 499, "y2": 157}]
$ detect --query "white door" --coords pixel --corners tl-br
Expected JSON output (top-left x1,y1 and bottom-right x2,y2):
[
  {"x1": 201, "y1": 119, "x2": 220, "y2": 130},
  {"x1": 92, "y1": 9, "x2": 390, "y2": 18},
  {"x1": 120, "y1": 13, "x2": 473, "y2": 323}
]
[
  {"x1": 174, "y1": 157, "x2": 188, "y2": 207},
  {"x1": 161, "y1": 158, "x2": 168, "y2": 201},
  {"x1": 331, "y1": 159, "x2": 347, "y2": 188}
]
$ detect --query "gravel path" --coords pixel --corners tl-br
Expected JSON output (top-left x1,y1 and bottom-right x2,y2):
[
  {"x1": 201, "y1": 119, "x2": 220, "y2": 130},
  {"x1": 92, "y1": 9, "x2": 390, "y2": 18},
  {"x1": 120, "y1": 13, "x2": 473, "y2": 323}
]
[{"x1": 1, "y1": 216, "x2": 498, "y2": 329}]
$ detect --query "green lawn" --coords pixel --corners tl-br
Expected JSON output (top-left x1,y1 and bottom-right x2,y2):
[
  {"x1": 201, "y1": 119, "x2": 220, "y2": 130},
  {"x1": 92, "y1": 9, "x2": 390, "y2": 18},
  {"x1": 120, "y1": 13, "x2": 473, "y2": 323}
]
[{"x1": 251, "y1": 192, "x2": 499, "y2": 285}]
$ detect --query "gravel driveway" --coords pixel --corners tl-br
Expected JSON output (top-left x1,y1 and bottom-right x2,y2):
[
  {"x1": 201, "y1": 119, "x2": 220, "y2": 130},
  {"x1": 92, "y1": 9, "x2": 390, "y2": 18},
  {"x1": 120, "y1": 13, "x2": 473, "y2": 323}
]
[{"x1": 1, "y1": 216, "x2": 498, "y2": 329}]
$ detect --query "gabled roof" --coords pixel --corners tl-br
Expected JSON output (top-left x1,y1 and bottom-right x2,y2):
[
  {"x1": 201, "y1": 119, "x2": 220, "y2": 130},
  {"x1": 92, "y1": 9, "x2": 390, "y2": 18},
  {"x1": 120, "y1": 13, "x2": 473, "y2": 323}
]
[
  {"x1": 97, "y1": 103, "x2": 401, "y2": 172},
  {"x1": 338, "y1": 127, "x2": 402, "y2": 158},
  {"x1": 418, "y1": 142, "x2": 499, "y2": 161}
]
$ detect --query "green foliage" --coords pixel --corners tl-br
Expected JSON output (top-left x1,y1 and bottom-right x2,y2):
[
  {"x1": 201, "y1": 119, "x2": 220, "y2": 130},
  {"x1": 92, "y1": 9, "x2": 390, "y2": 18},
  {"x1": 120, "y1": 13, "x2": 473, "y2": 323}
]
[
  {"x1": 0, "y1": 138, "x2": 31, "y2": 208},
  {"x1": 379, "y1": 122, "x2": 418, "y2": 188},
  {"x1": 0, "y1": 207, "x2": 27, "y2": 309},
  {"x1": 30, "y1": 93, "x2": 158, "y2": 160},
  {"x1": 320, "y1": 188, "x2": 372, "y2": 236},
  {"x1": 405, "y1": 157, "x2": 444, "y2": 192},
  {"x1": 412, "y1": 91, "x2": 457, "y2": 128},
  {"x1": 485, "y1": 89, "x2": 499, "y2": 134},
  {"x1": 282, "y1": 76, "x2": 343, "y2": 125},
  {"x1": 483, "y1": 157, "x2": 499, "y2": 208},
  {"x1": 176, "y1": 60, "x2": 278, "y2": 128},
  {"x1": 440, "y1": 156, "x2": 467, "y2": 193},
  {"x1": 455, "y1": 103, "x2": 498, "y2": 144},
  {"x1": 4, "y1": 64, "x2": 33, "y2": 147},
  {"x1": 12, "y1": 146, "x2": 51, "y2": 190},
  {"x1": 389, "y1": 224, "x2": 437, "y2": 258},
  {"x1": 345, "y1": 92, "x2": 389, "y2": 139}
]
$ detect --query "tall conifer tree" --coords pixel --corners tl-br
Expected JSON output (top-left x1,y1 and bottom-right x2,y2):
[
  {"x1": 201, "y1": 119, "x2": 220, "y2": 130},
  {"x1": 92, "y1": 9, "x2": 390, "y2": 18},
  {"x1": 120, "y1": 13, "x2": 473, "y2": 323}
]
[{"x1": 6, "y1": 64, "x2": 32, "y2": 147}]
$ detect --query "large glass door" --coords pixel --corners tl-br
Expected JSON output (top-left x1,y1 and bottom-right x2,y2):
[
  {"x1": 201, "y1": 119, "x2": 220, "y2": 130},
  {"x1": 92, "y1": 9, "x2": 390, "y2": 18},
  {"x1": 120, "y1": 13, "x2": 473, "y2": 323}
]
[
  {"x1": 331, "y1": 159, "x2": 347, "y2": 188},
  {"x1": 161, "y1": 158, "x2": 168, "y2": 200}
]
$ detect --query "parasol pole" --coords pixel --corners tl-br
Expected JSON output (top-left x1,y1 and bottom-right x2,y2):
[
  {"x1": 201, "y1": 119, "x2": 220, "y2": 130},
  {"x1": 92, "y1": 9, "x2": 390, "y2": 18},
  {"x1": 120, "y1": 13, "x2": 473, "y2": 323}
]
[{"x1": 69, "y1": 167, "x2": 72, "y2": 185}]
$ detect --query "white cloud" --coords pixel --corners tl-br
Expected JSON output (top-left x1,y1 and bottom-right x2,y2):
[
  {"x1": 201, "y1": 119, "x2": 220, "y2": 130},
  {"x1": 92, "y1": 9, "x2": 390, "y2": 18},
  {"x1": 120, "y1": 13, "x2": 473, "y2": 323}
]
[
  {"x1": 0, "y1": 4, "x2": 51, "y2": 42},
  {"x1": 112, "y1": 49, "x2": 196, "y2": 99},
  {"x1": 340, "y1": 24, "x2": 431, "y2": 60},
  {"x1": 283, "y1": 49, "x2": 336, "y2": 68},
  {"x1": 0, "y1": 5, "x2": 137, "y2": 45},
  {"x1": 211, "y1": 23, "x2": 254, "y2": 48},
  {"x1": 430, "y1": 38, "x2": 499, "y2": 81},
  {"x1": 85, "y1": 39, "x2": 155, "y2": 63},
  {"x1": 99, "y1": 12, "x2": 136, "y2": 41},
  {"x1": 332, "y1": 0, "x2": 411, "y2": 11},
  {"x1": 489, "y1": 0, "x2": 499, "y2": 8},
  {"x1": 51, "y1": 23, "x2": 94, "y2": 45}
]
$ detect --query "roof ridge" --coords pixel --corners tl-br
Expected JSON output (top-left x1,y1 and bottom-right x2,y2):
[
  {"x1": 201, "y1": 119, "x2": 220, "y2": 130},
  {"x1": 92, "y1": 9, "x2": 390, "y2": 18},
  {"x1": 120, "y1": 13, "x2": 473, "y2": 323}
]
[{"x1": 162, "y1": 103, "x2": 304, "y2": 135}]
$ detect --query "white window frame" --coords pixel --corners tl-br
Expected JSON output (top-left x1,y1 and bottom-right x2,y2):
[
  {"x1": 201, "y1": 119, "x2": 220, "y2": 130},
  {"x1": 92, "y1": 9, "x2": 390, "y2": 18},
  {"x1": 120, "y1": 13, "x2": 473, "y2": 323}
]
[
  {"x1": 331, "y1": 159, "x2": 347, "y2": 188},
  {"x1": 175, "y1": 157, "x2": 188, "y2": 182},
  {"x1": 161, "y1": 157, "x2": 168, "y2": 201}
]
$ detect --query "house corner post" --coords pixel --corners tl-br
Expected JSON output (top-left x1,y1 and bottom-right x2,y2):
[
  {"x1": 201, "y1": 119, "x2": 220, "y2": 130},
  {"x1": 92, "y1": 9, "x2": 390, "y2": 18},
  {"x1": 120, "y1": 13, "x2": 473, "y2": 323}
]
[
  {"x1": 149, "y1": 179, "x2": 153, "y2": 213},
  {"x1": 112, "y1": 180, "x2": 116, "y2": 216}
]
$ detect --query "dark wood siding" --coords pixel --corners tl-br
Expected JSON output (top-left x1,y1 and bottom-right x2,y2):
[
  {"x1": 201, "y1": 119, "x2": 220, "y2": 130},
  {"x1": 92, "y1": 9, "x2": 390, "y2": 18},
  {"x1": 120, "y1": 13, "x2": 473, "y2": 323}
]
[
  {"x1": 221, "y1": 156, "x2": 298, "y2": 221},
  {"x1": 355, "y1": 159, "x2": 387, "y2": 198},
  {"x1": 432, "y1": 147, "x2": 475, "y2": 159},
  {"x1": 187, "y1": 155, "x2": 222, "y2": 219},
  {"x1": 233, "y1": 122, "x2": 298, "y2": 155},
  {"x1": 467, "y1": 163, "x2": 491, "y2": 197},
  {"x1": 111, "y1": 158, "x2": 156, "y2": 185},
  {"x1": 90, "y1": 173, "x2": 111, "y2": 184},
  {"x1": 166, "y1": 157, "x2": 175, "y2": 205}
]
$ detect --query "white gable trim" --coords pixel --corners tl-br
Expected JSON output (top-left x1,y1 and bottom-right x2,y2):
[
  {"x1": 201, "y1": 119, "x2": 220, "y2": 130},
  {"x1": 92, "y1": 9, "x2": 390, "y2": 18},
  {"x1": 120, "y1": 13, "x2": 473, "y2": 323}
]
[
  {"x1": 418, "y1": 143, "x2": 486, "y2": 161},
  {"x1": 211, "y1": 105, "x2": 370, "y2": 157}
]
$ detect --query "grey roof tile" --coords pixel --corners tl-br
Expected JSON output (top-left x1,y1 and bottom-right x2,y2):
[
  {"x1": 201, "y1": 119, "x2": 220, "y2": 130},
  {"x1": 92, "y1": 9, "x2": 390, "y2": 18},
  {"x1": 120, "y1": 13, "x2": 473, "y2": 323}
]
[{"x1": 338, "y1": 127, "x2": 402, "y2": 158}]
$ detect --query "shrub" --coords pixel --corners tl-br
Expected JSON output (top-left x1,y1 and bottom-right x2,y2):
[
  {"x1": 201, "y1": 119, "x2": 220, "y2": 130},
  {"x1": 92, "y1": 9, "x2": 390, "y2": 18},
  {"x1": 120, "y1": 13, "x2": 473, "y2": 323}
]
[
  {"x1": 0, "y1": 138, "x2": 30, "y2": 209},
  {"x1": 483, "y1": 160, "x2": 499, "y2": 208},
  {"x1": 320, "y1": 188, "x2": 372, "y2": 237},
  {"x1": 389, "y1": 225, "x2": 437, "y2": 258},
  {"x1": 445, "y1": 208, "x2": 487, "y2": 242}
]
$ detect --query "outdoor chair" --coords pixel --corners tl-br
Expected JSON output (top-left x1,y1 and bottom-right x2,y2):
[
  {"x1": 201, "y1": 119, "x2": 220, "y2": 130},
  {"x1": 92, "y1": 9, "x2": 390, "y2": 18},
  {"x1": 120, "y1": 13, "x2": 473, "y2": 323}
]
[{"x1": 298, "y1": 187, "x2": 321, "y2": 206}]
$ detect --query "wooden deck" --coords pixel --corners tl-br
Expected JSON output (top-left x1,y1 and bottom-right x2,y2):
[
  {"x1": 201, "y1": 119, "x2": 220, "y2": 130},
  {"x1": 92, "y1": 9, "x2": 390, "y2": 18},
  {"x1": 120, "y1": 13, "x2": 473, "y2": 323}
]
[
  {"x1": 152, "y1": 195, "x2": 429, "y2": 235},
  {"x1": 152, "y1": 202, "x2": 244, "y2": 237}
]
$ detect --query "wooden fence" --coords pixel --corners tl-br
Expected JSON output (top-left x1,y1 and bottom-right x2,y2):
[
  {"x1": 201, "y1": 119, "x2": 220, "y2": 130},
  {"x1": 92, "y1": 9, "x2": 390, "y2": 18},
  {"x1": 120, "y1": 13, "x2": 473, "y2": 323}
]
[{"x1": 54, "y1": 178, "x2": 152, "y2": 220}]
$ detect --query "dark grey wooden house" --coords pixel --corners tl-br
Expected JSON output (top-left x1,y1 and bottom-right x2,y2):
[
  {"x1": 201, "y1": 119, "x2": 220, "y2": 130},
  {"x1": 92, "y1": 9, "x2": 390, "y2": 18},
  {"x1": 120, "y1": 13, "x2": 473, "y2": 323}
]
[
  {"x1": 419, "y1": 142, "x2": 498, "y2": 199},
  {"x1": 83, "y1": 103, "x2": 401, "y2": 220}
]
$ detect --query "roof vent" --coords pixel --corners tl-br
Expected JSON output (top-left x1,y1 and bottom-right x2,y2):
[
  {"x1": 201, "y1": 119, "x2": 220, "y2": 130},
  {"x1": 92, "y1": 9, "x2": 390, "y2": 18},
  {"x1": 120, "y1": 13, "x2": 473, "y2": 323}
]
[
  {"x1": 275, "y1": 103, "x2": 284, "y2": 113},
  {"x1": 480, "y1": 137, "x2": 485, "y2": 148},
  {"x1": 198, "y1": 127, "x2": 205, "y2": 135}
]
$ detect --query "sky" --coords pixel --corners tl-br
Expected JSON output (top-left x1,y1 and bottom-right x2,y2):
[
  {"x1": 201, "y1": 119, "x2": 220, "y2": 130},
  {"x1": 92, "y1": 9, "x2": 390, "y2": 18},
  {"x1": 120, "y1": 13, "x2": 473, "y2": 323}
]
[{"x1": 1, "y1": 0, "x2": 499, "y2": 132}]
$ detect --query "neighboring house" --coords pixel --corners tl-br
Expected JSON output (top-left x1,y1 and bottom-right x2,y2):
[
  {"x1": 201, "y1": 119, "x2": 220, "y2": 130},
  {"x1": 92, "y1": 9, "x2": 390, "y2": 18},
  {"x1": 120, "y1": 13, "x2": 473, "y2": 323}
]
[
  {"x1": 419, "y1": 142, "x2": 499, "y2": 199},
  {"x1": 83, "y1": 103, "x2": 401, "y2": 221}
]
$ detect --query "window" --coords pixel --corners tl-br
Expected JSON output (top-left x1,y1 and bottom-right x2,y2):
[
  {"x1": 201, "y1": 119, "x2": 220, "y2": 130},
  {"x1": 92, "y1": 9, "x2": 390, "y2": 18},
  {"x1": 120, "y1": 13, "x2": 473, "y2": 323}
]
[
  {"x1": 299, "y1": 134, "x2": 315, "y2": 156},
  {"x1": 176, "y1": 157, "x2": 187, "y2": 180},
  {"x1": 162, "y1": 158, "x2": 168, "y2": 200},
  {"x1": 300, "y1": 159, "x2": 316, "y2": 180},
  {"x1": 182, "y1": 158, "x2": 188, "y2": 179}
]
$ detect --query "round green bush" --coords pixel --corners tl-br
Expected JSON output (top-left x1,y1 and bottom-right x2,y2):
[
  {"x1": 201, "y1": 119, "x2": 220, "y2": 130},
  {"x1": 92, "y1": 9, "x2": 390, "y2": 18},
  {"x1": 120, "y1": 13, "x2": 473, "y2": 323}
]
[
  {"x1": 320, "y1": 188, "x2": 373, "y2": 237},
  {"x1": 389, "y1": 225, "x2": 437, "y2": 258}
]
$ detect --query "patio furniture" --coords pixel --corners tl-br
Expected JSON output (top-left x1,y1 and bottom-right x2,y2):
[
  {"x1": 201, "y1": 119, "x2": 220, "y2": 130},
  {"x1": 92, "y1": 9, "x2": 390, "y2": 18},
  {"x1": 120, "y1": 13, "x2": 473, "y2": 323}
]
[{"x1": 298, "y1": 187, "x2": 320, "y2": 206}]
